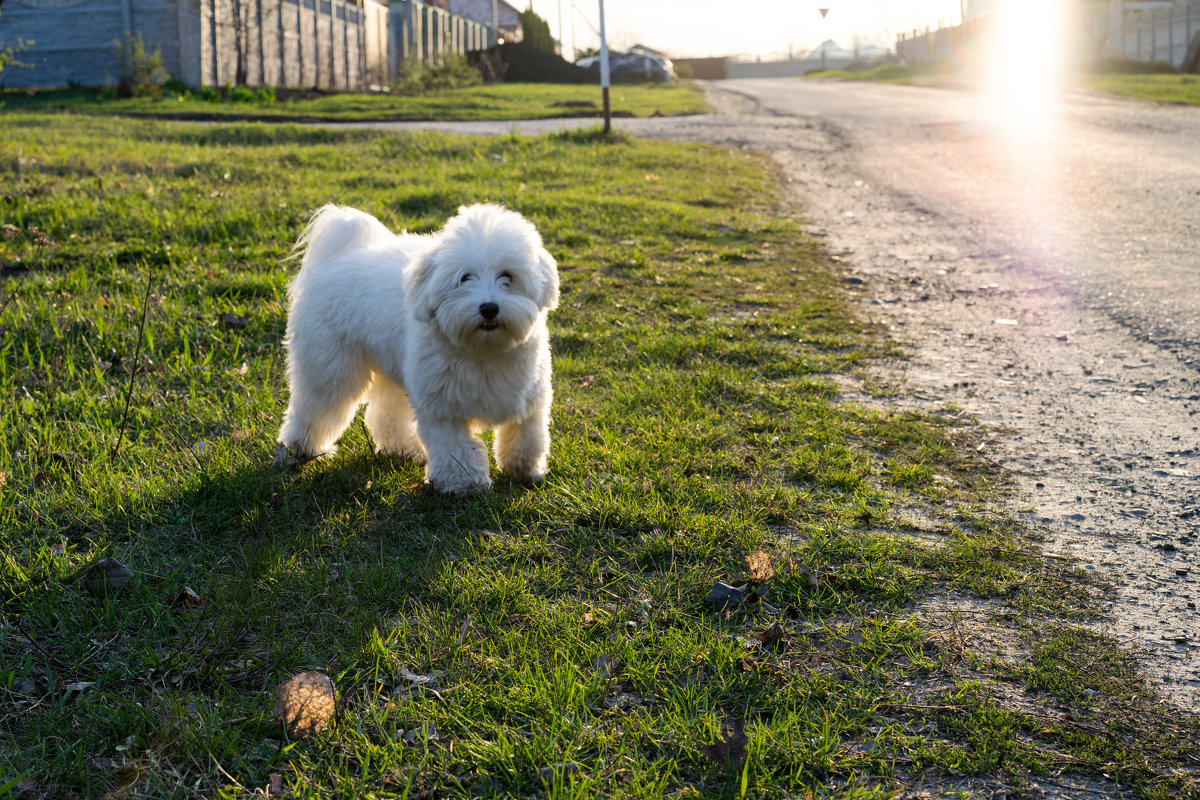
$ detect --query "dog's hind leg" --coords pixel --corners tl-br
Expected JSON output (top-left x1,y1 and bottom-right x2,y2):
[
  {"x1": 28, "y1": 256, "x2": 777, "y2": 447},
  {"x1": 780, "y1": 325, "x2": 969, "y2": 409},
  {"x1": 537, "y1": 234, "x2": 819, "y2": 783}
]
[
  {"x1": 278, "y1": 352, "x2": 371, "y2": 459},
  {"x1": 494, "y1": 399, "x2": 550, "y2": 484},
  {"x1": 364, "y1": 375, "x2": 425, "y2": 462}
]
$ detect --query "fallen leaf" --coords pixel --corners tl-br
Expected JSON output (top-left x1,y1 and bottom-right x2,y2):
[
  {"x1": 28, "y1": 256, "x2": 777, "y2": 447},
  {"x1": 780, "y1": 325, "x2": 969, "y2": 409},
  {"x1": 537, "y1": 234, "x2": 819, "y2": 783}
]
[
  {"x1": 401, "y1": 722, "x2": 439, "y2": 746},
  {"x1": 757, "y1": 621, "x2": 786, "y2": 648},
  {"x1": 217, "y1": 313, "x2": 251, "y2": 330},
  {"x1": 593, "y1": 654, "x2": 612, "y2": 681},
  {"x1": 603, "y1": 691, "x2": 642, "y2": 710},
  {"x1": 268, "y1": 773, "x2": 284, "y2": 795},
  {"x1": 539, "y1": 761, "x2": 582, "y2": 783},
  {"x1": 704, "y1": 581, "x2": 747, "y2": 612},
  {"x1": 745, "y1": 551, "x2": 774, "y2": 582},
  {"x1": 64, "y1": 681, "x2": 97, "y2": 693},
  {"x1": 86, "y1": 558, "x2": 133, "y2": 594},
  {"x1": 274, "y1": 672, "x2": 336, "y2": 739},
  {"x1": 0, "y1": 471, "x2": 7, "y2": 488},
  {"x1": 398, "y1": 667, "x2": 444, "y2": 686},
  {"x1": 174, "y1": 586, "x2": 207, "y2": 609},
  {"x1": 698, "y1": 718, "x2": 748, "y2": 771}
]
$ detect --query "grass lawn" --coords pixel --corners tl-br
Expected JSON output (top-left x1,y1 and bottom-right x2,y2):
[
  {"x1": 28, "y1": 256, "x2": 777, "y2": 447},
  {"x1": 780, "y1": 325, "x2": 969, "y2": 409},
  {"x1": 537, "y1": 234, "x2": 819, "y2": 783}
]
[
  {"x1": 0, "y1": 82, "x2": 709, "y2": 122},
  {"x1": 1084, "y1": 73, "x2": 1200, "y2": 105},
  {"x1": 802, "y1": 63, "x2": 957, "y2": 86},
  {"x1": 1, "y1": 116, "x2": 1197, "y2": 798},
  {"x1": 805, "y1": 63, "x2": 1200, "y2": 106}
]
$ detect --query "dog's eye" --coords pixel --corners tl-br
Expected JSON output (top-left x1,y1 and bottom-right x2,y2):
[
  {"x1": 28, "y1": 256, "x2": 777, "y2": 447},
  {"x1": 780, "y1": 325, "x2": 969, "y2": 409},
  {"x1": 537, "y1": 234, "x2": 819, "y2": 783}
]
[
  {"x1": 459, "y1": 273, "x2": 474, "y2": 284},
  {"x1": 498, "y1": 271, "x2": 513, "y2": 283}
]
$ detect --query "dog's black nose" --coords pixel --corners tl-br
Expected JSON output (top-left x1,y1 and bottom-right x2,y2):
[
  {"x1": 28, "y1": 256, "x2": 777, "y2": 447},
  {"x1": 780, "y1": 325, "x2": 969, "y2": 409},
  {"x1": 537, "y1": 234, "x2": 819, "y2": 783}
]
[{"x1": 479, "y1": 302, "x2": 500, "y2": 321}]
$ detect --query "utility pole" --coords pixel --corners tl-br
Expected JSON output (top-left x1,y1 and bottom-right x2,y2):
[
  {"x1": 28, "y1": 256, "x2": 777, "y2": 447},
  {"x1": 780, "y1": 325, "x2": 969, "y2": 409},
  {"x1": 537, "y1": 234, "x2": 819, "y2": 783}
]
[
  {"x1": 492, "y1": 0, "x2": 499, "y2": 46},
  {"x1": 598, "y1": 0, "x2": 611, "y2": 133}
]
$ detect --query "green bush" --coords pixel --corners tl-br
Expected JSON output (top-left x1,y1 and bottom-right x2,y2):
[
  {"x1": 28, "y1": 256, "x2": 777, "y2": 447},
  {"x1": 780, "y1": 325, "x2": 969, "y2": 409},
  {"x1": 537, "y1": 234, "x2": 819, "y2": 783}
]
[
  {"x1": 112, "y1": 32, "x2": 168, "y2": 98},
  {"x1": 0, "y1": 39, "x2": 33, "y2": 83},
  {"x1": 519, "y1": 8, "x2": 556, "y2": 53},
  {"x1": 228, "y1": 85, "x2": 257, "y2": 103},
  {"x1": 393, "y1": 55, "x2": 482, "y2": 94}
]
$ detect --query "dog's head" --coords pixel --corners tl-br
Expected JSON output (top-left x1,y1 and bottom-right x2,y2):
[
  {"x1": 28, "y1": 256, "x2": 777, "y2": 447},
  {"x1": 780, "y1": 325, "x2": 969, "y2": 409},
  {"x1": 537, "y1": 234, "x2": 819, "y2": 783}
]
[{"x1": 404, "y1": 204, "x2": 559, "y2": 351}]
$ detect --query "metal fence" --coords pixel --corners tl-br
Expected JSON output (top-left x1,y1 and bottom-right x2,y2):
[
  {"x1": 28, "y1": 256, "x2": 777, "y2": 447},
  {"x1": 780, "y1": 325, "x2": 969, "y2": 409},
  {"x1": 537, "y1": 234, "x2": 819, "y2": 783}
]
[
  {"x1": 897, "y1": 2, "x2": 1200, "y2": 71},
  {"x1": 1112, "y1": 0, "x2": 1200, "y2": 67}
]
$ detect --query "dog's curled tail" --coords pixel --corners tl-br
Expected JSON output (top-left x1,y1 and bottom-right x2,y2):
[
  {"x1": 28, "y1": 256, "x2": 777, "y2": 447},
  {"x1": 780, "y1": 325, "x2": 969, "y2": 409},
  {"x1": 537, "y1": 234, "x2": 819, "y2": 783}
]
[{"x1": 292, "y1": 204, "x2": 393, "y2": 278}]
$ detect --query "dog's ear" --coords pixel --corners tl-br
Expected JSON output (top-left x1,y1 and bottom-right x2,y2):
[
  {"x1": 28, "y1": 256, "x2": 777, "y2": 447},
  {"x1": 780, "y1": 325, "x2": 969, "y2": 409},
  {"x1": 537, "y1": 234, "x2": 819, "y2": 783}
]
[
  {"x1": 535, "y1": 248, "x2": 560, "y2": 311},
  {"x1": 403, "y1": 252, "x2": 439, "y2": 321}
]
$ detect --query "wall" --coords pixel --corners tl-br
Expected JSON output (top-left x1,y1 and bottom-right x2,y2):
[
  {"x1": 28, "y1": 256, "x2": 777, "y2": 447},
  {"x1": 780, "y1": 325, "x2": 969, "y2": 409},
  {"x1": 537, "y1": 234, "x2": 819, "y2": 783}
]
[
  {"x1": 1110, "y1": 0, "x2": 1200, "y2": 67},
  {"x1": 673, "y1": 56, "x2": 728, "y2": 80},
  {"x1": 389, "y1": 0, "x2": 491, "y2": 74},
  {"x1": 897, "y1": 1, "x2": 1200, "y2": 71},
  {"x1": 0, "y1": 0, "x2": 389, "y2": 89},
  {"x1": 201, "y1": 0, "x2": 387, "y2": 90},
  {"x1": 728, "y1": 55, "x2": 856, "y2": 79},
  {"x1": 0, "y1": 0, "x2": 182, "y2": 88}
]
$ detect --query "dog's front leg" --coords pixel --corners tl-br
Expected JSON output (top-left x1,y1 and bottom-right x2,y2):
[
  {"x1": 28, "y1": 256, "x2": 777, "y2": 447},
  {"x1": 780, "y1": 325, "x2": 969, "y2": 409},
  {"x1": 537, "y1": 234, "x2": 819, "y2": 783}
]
[
  {"x1": 494, "y1": 400, "x2": 550, "y2": 484},
  {"x1": 420, "y1": 419, "x2": 492, "y2": 495}
]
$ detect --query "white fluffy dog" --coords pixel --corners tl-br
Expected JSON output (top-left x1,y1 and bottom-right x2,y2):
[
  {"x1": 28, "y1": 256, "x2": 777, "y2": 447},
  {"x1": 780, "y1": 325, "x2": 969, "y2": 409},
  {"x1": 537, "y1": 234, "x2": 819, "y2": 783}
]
[{"x1": 277, "y1": 203, "x2": 559, "y2": 495}]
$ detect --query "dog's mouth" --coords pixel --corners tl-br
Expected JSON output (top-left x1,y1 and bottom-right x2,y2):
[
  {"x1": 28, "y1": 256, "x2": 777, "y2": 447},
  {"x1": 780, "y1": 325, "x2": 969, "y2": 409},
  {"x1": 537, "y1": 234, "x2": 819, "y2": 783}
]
[{"x1": 479, "y1": 321, "x2": 501, "y2": 332}]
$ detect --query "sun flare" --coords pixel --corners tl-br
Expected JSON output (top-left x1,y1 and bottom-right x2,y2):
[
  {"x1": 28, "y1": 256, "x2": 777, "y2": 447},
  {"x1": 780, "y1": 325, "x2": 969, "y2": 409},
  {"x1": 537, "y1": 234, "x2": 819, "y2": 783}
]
[{"x1": 983, "y1": 0, "x2": 1073, "y2": 138}]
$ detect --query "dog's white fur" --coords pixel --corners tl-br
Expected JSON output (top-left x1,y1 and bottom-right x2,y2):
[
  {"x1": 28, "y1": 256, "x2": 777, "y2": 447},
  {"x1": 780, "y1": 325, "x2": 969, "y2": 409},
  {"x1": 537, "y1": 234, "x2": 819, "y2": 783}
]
[{"x1": 277, "y1": 203, "x2": 559, "y2": 494}]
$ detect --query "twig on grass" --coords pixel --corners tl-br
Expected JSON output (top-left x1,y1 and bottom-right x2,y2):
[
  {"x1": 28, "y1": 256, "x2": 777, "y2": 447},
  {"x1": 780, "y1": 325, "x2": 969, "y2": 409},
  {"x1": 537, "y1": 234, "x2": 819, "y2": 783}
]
[{"x1": 110, "y1": 264, "x2": 156, "y2": 459}]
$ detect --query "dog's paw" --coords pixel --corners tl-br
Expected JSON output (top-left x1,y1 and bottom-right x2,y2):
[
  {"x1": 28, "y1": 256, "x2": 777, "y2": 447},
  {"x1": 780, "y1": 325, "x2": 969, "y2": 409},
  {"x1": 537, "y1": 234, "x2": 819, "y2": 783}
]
[
  {"x1": 501, "y1": 465, "x2": 547, "y2": 485},
  {"x1": 497, "y1": 453, "x2": 548, "y2": 485},
  {"x1": 429, "y1": 474, "x2": 493, "y2": 495},
  {"x1": 272, "y1": 443, "x2": 326, "y2": 470},
  {"x1": 376, "y1": 444, "x2": 427, "y2": 465}
]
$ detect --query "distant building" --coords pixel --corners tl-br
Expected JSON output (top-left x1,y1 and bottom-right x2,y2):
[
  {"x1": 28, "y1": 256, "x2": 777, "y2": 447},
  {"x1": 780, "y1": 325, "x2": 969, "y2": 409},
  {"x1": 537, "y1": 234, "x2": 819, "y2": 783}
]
[
  {"x1": 811, "y1": 39, "x2": 851, "y2": 59},
  {"x1": 446, "y1": 0, "x2": 522, "y2": 43},
  {"x1": 963, "y1": 0, "x2": 998, "y2": 21}
]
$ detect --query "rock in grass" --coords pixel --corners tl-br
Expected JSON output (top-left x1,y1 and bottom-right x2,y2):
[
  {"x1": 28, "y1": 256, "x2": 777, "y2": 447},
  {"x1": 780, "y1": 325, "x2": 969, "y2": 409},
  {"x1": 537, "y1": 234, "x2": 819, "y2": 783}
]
[
  {"x1": 704, "y1": 581, "x2": 747, "y2": 612},
  {"x1": 274, "y1": 672, "x2": 336, "y2": 739},
  {"x1": 86, "y1": 558, "x2": 133, "y2": 594}
]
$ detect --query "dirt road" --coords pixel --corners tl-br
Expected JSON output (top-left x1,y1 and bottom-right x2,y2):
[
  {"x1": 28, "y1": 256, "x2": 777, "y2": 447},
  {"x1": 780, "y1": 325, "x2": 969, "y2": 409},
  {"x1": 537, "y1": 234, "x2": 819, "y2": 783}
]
[
  {"x1": 685, "y1": 79, "x2": 1200, "y2": 709},
  {"x1": 340, "y1": 80, "x2": 1200, "y2": 707}
]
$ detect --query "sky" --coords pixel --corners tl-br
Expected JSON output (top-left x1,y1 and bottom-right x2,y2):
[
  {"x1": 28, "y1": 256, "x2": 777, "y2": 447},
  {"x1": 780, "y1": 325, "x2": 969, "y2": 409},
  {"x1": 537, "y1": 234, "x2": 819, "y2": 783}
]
[{"x1": 522, "y1": 0, "x2": 965, "y2": 60}]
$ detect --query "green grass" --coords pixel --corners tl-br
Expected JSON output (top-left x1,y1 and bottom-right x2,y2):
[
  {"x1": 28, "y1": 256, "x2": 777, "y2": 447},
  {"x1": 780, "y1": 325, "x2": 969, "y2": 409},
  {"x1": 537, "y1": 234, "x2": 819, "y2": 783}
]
[
  {"x1": 802, "y1": 62, "x2": 959, "y2": 86},
  {"x1": 0, "y1": 115, "x2": 1196, "y2": 799},
  {"x1": 1084, "y1": 73, "x2": 1200, "y2": 105},
  {"x1": 806, "y1": 60, "x2": 1200, "y2": 106},
  {"x1": 0, "y1": 82, "x2": 708, "y2": 121}
]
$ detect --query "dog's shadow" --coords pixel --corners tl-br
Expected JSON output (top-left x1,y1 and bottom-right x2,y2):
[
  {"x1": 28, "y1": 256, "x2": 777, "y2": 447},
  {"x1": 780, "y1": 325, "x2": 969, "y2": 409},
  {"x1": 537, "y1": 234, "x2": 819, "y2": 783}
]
[{"x1": 18, "y1": 441, "x2": 542, "y2": 699}]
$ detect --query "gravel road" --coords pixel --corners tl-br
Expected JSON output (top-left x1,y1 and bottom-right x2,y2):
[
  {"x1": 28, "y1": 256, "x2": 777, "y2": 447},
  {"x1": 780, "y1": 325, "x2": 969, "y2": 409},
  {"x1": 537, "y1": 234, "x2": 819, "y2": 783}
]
[{"x1": 337, "y1": 79, "x2": 1200, "y2": 708}]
